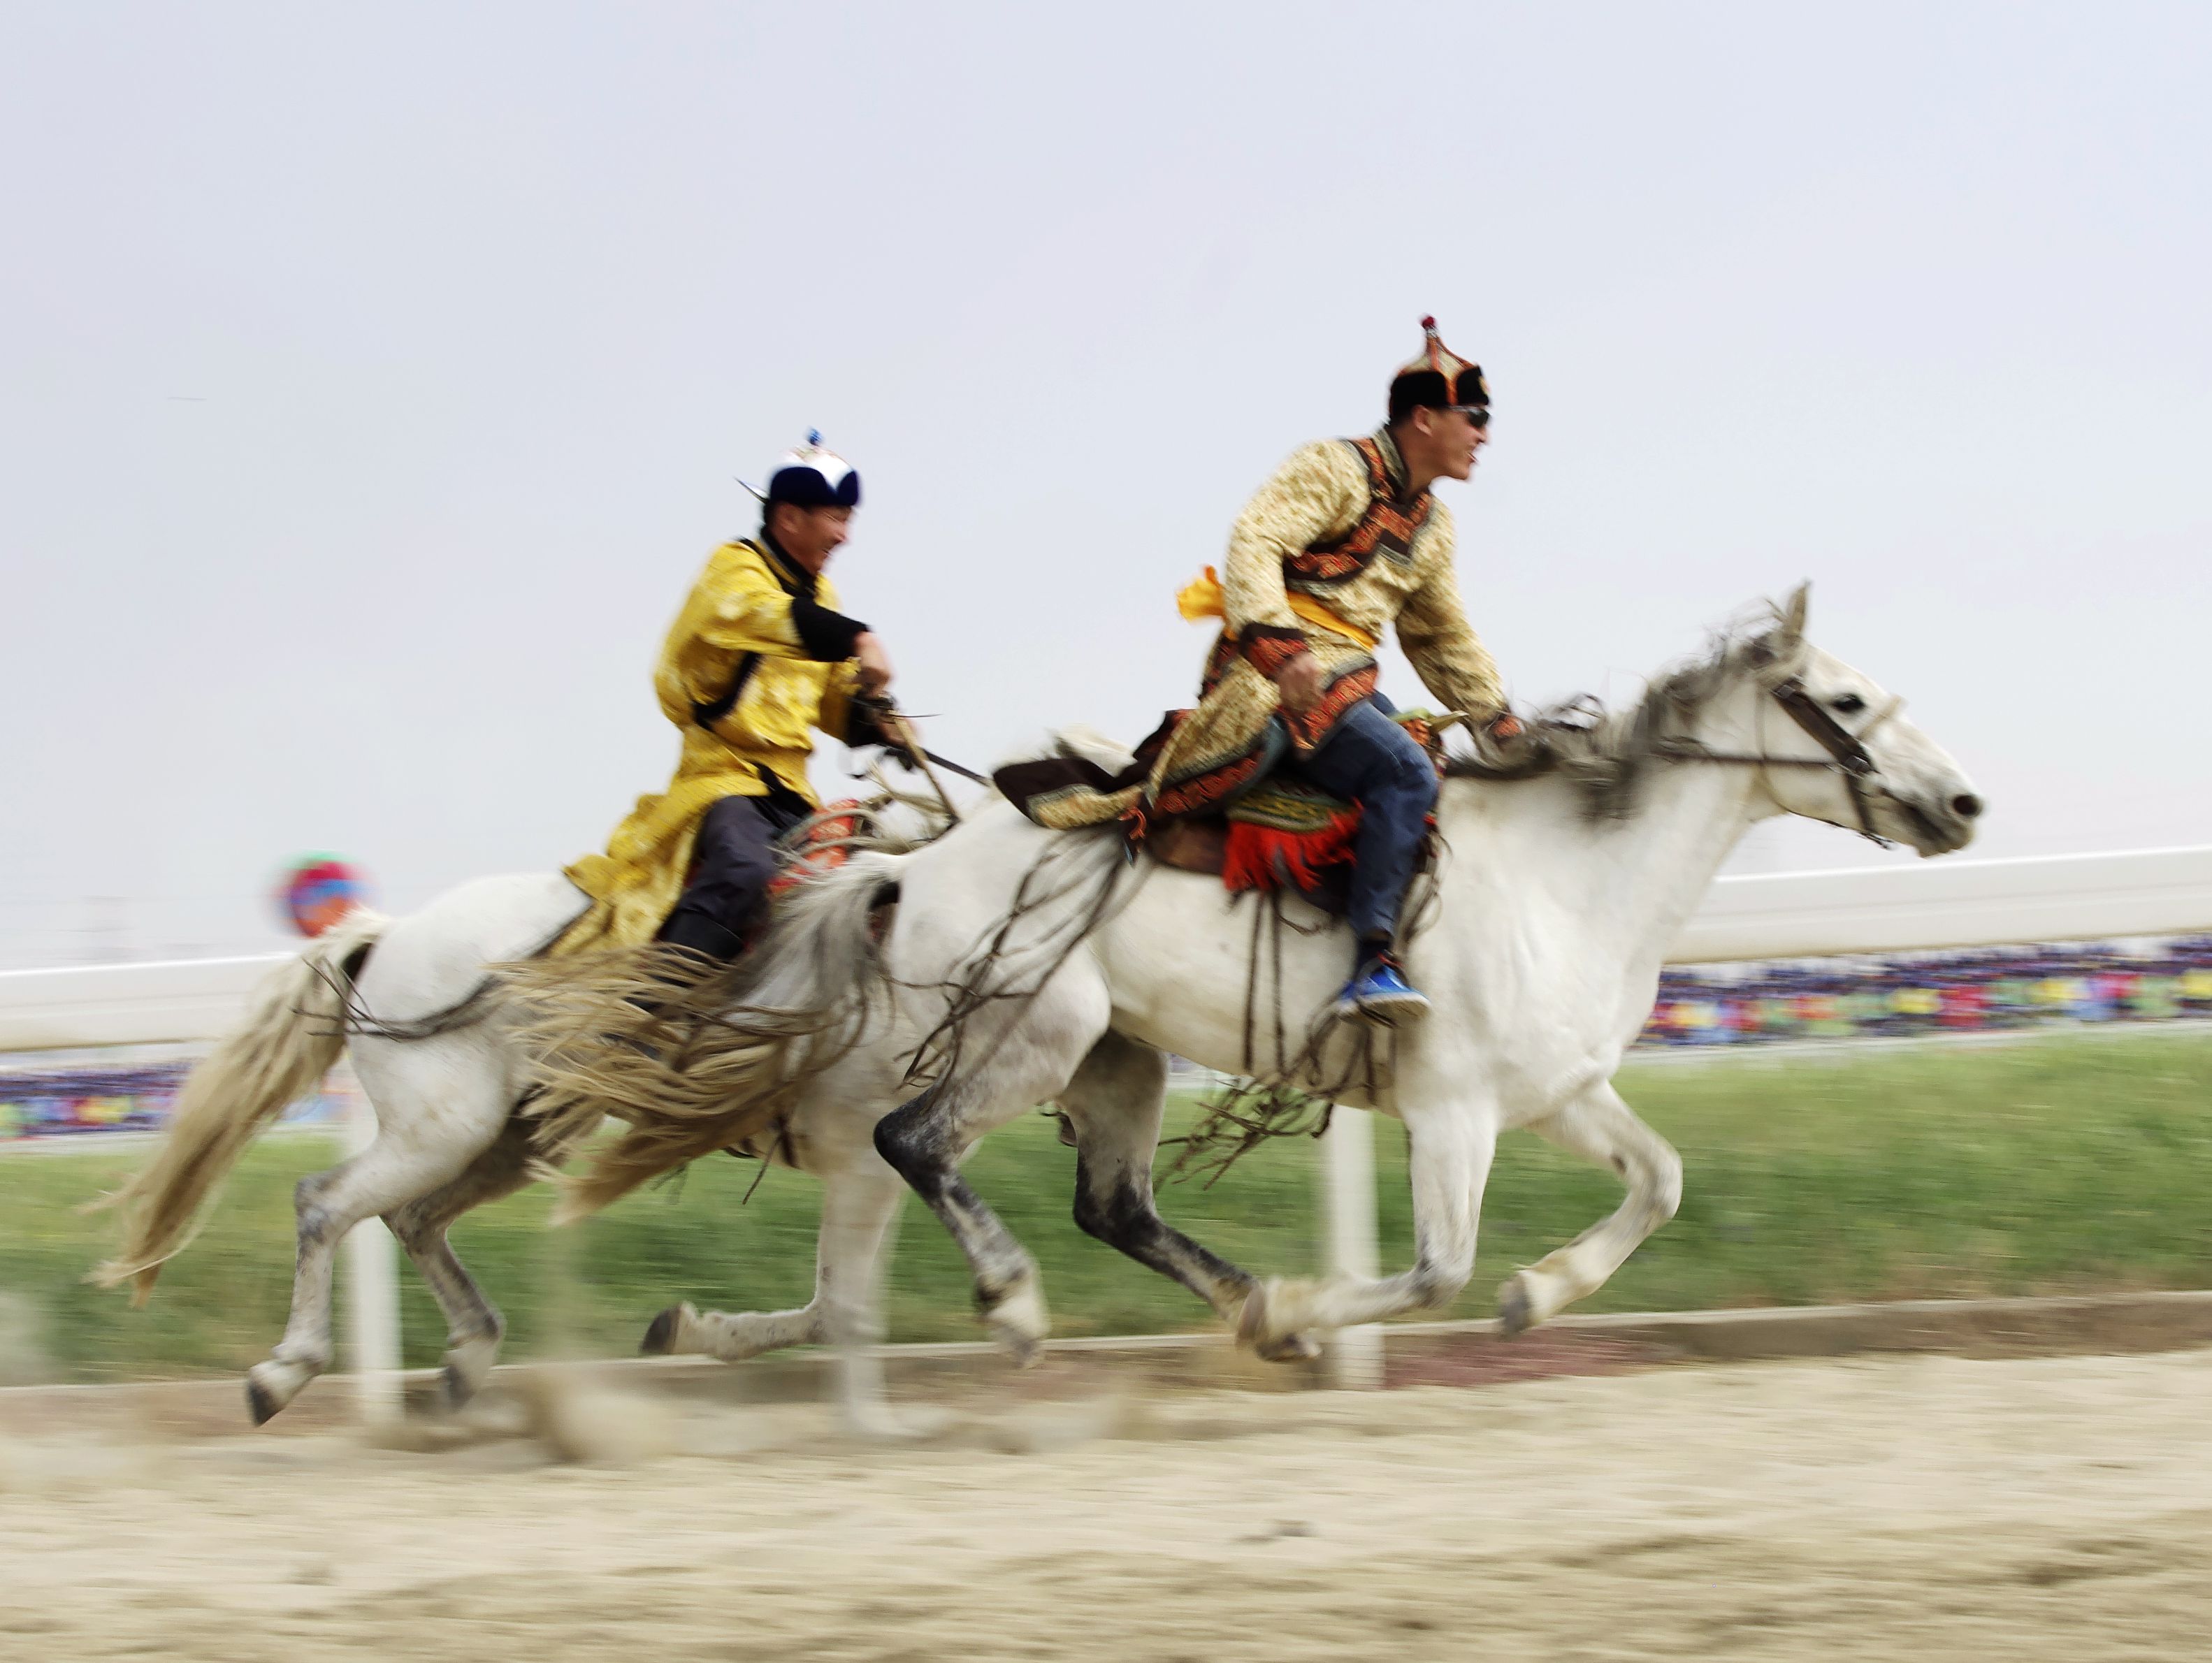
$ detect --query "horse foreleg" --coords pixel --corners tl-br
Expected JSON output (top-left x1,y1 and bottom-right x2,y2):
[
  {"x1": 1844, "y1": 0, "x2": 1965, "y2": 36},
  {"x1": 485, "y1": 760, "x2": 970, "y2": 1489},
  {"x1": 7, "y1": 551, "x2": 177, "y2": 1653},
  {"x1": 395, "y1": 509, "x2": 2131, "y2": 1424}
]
[
  {"x1": 1497, "y1": 1081, "x2": 1681, "y2": 1335},
  {"x1": 814, "y1": 1161, "x2": 908, "y2": 1437},
  {"x1": 643, "y1": 1156, "x2": 909, "y2": 1435},
  {"x1": 382, "y1": 1118, "x2": 537, "y2": 1411},
  {"x1": 1239, "y1": 1101, "x2": 1495, "y2": 1353},
  {"x1": 1061, "y1": 1033, "x2": 1315, "y2": 1360}
]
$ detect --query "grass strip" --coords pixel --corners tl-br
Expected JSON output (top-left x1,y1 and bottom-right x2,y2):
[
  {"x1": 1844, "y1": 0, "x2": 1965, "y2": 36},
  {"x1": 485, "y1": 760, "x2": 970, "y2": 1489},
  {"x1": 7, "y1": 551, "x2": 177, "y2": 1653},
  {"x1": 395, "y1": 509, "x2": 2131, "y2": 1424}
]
[{"x1": 5, "y1": 1029, "x2": 2210, "y2": 1381}]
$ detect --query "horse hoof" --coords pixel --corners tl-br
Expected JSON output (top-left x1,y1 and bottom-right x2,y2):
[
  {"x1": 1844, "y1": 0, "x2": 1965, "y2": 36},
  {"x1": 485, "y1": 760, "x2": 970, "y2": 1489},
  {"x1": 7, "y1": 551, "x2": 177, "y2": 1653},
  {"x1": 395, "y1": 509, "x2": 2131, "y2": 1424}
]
[
  {"x1": 1236, "y1": 1282, "x2": 1278, "y2": 1351},
  {"x1": 641, "y1": 1303, "x2": 694, "y2": 1357},
  {"x1": 980, "y1": 1277, "x2": 1048, "y2": 1366},
  {"x1": 1497, "y1": 1273, "x2": 1536, "y2": 1337},
  {"x1": 245, "y1": 1372, "x2": 284, "y2": 1427},
  {"x1": 1255, "y1": 1331, "x2": 1322, "y2": 1365},
  {"x1": 995, "y1": 1326, "x2": 1043, "y2": 1370},
  {"x1": 1245, "y1": 1279, "x2": 1330, "y2": 1347},
  {"x1": 441, "y1": 1335, "x2": 500, "y2": 1411}
]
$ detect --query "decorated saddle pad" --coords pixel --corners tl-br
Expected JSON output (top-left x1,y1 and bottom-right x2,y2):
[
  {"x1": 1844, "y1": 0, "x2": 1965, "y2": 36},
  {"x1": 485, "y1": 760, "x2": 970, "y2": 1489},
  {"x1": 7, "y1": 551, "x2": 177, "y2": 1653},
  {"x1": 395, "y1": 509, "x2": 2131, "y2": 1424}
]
[
  {"x1": 1220, "y1": 779, "x2": 1361, "y2": 895},
  {"x1": 995, "y1": 713, "x2": 1444, "y2": 903},
  {"x1": 1224, "y1": 778, "x2": 1356, "y2": 835}
]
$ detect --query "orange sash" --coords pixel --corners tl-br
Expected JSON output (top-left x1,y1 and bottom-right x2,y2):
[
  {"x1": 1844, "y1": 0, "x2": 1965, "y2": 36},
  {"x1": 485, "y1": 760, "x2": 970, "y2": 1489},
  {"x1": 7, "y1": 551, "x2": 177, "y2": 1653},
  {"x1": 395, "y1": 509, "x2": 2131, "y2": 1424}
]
[{"x1": 1174, "y1": 567, "x2": 1380, "y2": 652}]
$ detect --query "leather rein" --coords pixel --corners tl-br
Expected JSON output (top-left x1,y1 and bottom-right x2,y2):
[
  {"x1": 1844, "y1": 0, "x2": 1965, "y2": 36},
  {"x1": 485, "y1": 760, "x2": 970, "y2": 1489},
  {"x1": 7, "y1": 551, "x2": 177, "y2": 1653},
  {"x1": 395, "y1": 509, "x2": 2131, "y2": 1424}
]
[{"x1": 1654, "y1": 675, "x2": 1904, "y2": 848}]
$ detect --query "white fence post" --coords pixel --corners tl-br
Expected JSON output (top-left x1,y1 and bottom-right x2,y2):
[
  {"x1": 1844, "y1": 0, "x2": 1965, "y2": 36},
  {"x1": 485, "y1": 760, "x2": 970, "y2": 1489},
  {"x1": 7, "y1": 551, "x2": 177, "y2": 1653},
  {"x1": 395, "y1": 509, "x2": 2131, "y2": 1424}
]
[
  {"x1": 1323, "y1": 1106, "x2": 1385, "y2": 1389},
  {"x1": 338, "y1": 1066, "x2": 403, "y2": 1424}
]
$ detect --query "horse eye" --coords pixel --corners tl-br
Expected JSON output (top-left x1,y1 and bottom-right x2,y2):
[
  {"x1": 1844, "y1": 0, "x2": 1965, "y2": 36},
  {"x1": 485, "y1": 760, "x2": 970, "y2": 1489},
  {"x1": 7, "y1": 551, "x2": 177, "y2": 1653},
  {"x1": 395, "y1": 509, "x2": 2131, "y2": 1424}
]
[{"x1": 1830, "y1": 692, "x2": 1867, "y2": 715}]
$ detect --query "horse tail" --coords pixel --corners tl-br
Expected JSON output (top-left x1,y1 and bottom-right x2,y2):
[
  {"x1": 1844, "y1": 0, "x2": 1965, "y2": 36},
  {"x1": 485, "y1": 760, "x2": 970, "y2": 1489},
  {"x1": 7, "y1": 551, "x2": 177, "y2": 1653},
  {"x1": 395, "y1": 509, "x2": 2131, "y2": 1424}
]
[
  {"x1": 508, "y1": 852, "x2": 906, "y2": 1223},
  {"x1": 89, "y1": 908, "x2": 391, "y2": 1304}
]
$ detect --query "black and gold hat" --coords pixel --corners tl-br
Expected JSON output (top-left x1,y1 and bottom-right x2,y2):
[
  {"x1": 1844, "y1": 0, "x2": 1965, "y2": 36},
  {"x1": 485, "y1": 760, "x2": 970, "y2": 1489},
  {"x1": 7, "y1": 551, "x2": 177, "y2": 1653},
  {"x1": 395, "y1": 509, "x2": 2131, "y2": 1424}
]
[{"x1": 1388, "y1": 317, "x2": 1489, "y2": 423}]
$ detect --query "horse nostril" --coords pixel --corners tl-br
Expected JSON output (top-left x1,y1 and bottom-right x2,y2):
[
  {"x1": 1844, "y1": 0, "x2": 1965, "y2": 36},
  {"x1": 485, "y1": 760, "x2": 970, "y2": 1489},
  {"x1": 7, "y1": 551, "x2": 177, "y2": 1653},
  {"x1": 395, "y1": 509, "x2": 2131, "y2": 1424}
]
[{"x1": 1951, "y1": 793, "x2": 1983, "y2": 820}]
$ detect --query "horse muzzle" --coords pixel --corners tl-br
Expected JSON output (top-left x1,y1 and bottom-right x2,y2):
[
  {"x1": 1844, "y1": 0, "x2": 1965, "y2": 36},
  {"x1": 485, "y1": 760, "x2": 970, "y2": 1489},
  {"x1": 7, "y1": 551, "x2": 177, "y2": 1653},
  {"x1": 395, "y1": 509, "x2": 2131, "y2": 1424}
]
[{"x1": 1891, "y1": 785, "x2": 1983, "y2": 856}]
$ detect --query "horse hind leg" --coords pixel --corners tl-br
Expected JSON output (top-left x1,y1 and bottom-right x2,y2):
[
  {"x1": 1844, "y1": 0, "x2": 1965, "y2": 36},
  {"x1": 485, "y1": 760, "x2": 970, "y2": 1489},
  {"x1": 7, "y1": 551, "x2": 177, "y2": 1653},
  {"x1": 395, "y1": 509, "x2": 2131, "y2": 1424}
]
[
  {"x1": 1060, "y1": 1033, "x2": 1315, "y2": 1363},
  {"x1": 246, "y1": 1168, "x2": 347, "y2": 1424},
  {"x1": 1497, "y1": 1082, "x2": 1682, "y2": 1336},
  {"x1": 246, "y1": 1131, "x2": 483, "y2": 1425},
  {"x1": 382, "y1": 1117, "x2": 538, "y2": 1411},
  {"x1": 643, "y1": 1291, "x2": 824, "y2": 1366}
]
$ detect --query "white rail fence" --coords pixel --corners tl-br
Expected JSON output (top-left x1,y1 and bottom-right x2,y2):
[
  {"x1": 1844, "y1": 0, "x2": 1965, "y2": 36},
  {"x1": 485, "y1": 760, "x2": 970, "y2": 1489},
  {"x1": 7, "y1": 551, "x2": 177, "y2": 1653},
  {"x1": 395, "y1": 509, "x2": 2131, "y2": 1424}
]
[{"x1": 8, "y1": 845, "x2": 2212, "y2": 1405}]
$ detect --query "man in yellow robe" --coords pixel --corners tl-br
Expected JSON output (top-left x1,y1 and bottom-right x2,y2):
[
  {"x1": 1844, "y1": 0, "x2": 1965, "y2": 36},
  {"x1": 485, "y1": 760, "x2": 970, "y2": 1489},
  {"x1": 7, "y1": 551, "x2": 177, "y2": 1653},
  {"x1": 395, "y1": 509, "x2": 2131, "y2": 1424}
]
[{"x1": 564, "y1": 436, "x2": 906, "y2": 957}]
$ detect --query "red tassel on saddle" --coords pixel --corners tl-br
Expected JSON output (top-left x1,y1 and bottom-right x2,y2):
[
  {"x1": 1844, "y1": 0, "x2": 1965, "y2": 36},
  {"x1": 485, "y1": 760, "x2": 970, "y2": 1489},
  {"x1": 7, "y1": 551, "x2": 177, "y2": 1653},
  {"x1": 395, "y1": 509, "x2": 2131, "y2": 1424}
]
[{"x1": 1221, "y1": 805, "x2": 1362, "y2": 895}]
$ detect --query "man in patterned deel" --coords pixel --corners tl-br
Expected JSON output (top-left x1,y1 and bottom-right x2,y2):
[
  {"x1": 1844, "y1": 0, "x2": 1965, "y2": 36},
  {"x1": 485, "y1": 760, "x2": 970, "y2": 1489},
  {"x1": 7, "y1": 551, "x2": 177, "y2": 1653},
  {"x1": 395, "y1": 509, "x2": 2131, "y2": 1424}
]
[{"x1": 1163, "y1": 318, "x2": 1519, "y2": 1021}]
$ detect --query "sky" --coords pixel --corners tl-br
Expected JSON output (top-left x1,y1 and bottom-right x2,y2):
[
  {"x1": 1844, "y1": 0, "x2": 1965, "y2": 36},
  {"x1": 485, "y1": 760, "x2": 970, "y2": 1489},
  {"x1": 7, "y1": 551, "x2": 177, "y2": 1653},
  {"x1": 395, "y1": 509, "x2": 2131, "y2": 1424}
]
[{"x1": 1, "y1": 3, "x2": 2208, "y2": 966}]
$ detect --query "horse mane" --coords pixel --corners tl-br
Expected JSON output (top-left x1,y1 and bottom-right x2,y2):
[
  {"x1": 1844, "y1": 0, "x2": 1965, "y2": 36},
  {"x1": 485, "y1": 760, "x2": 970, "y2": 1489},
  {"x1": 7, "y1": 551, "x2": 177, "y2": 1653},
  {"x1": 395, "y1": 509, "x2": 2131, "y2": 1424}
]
[{"x1": 1444, "y1": 602, "x2": 1792, "y2": 822}]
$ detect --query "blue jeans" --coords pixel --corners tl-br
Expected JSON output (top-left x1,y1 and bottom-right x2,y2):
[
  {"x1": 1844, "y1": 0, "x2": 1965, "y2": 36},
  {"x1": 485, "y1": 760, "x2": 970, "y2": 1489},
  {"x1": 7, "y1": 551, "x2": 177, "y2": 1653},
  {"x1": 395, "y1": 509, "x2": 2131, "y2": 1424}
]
[{"x1": 1288, "y1": 695, "x2": 1438, "y2": 949}]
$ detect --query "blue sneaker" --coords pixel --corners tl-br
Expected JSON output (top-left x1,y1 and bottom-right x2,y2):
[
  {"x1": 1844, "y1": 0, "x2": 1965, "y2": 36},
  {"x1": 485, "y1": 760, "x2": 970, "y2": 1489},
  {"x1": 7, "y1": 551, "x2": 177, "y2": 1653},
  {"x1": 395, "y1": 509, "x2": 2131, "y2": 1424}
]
[{"x1": 1334, "y1": 958, "x2": 1431, "y2": 1024}]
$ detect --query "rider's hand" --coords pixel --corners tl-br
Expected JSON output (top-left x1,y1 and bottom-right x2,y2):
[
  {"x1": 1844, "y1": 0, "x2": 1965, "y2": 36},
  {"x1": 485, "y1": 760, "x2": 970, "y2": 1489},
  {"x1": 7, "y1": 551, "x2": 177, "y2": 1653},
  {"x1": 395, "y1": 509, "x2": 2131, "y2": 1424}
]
[
  {"x1": 1486, "y1": 711, "x2": 1524, "y2": 741},
  {"x1": 1273, "y1": 652, "x2": 1324, "y2": 716},
  {"x1": 876, "y1": 711, "x2": 918, "y2": 753},
  {"x1": 853, "y1": 632, "x2": 895, "y2": 697}
]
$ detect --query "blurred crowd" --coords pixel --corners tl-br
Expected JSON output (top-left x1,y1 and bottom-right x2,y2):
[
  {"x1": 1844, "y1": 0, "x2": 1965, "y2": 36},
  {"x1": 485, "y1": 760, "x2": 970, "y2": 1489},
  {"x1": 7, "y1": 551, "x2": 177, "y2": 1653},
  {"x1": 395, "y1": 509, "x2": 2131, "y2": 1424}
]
[
  {"x1": 6, "y1": 938, "x2": 2211, "y2": 1139},
  {"x1": 0, "y1": 1060, "x2": 346, "y2": 1143},
  {"x1": 1642, "y1": 935, "x2": 2212, "y2": 1047}
]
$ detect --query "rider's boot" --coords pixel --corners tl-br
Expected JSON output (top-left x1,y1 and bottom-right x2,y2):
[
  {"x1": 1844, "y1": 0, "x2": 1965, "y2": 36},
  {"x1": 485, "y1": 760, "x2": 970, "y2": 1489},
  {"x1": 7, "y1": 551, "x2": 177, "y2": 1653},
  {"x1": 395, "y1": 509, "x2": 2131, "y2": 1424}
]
[{"x1": 1333, "y1": 934, "x2": 1430, "y2": 1024}]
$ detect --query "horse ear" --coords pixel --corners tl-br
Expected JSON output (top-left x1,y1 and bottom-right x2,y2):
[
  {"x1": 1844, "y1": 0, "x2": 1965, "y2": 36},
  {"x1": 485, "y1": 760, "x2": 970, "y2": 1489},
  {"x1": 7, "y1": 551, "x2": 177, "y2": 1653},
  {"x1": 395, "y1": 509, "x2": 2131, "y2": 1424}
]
[{"x1": 1777, "y1": 581, "x2": 1811, "y2": 649}]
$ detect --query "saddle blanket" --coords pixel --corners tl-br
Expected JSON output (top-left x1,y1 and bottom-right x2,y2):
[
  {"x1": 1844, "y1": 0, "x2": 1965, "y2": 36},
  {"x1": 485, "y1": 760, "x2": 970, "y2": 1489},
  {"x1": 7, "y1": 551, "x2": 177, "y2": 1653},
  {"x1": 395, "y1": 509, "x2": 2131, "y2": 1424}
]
[{"x1": 995, "y1": 714, "x2": 1441, "y2": 907}]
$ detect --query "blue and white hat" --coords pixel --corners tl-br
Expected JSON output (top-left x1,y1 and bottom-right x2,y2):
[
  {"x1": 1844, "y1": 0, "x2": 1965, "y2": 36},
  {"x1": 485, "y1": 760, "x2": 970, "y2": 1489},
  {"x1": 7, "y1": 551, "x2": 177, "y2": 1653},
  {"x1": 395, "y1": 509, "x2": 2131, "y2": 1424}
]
[{"x1": 749, "y1": 430, "x2": 861, "y2": 509}]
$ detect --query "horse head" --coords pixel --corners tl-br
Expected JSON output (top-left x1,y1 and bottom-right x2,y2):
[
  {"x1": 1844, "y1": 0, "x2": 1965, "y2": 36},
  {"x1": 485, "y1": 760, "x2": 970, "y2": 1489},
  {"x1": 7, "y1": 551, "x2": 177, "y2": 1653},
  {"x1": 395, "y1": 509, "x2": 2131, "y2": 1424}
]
[{"x1": 1744, "y1": 583, "x2": 1983, "y2": 857}]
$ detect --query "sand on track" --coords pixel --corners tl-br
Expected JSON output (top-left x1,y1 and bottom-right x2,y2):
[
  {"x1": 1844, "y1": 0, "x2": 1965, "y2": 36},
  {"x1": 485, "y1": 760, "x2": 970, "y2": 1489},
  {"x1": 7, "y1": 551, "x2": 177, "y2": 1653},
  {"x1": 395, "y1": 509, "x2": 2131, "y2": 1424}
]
[{"x1": 5, "y1": 1349, "x2": 2212, "y2": 1661}]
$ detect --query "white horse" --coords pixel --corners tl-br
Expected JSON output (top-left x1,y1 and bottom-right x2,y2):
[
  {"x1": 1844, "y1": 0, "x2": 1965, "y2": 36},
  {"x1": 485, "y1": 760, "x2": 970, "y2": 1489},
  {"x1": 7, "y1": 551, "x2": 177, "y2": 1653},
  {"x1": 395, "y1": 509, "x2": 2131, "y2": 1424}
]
[
  {"x1": 96, "y1": 588, "x2": 1977, "y2": 1430},
  {"x1": 835, "y1": 586, "x2": 1983, "y2": 1356},
  {"x1": 94, "y1": 843, "x2": 945, "y2": 1434}
]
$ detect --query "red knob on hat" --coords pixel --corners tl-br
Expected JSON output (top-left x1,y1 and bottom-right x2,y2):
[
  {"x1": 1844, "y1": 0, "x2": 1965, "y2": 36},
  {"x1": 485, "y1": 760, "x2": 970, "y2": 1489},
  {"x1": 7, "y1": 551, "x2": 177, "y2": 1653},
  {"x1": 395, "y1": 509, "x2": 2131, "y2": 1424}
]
[{"x1": 1420, "y1": 315, "x2": 1438, "y2": 331}]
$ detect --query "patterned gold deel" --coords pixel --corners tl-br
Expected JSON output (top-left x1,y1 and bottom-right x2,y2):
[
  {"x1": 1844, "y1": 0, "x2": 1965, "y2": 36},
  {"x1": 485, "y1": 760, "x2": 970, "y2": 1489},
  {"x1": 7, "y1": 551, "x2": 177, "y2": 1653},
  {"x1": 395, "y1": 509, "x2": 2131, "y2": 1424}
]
[{"x1": 1027, "y1": 428, "x2": 1506, "y2": 832}]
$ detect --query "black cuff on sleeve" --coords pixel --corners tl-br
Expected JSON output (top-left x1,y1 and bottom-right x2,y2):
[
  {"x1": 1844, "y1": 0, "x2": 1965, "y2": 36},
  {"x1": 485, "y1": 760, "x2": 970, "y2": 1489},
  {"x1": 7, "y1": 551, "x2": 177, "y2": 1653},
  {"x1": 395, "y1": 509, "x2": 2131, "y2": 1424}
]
[
  {"x1": 789, "y1": 597, "x2": 870, "y2": 662},
  {"x1": 842, "y1": 697, "x2": 893, "y2": 750}
]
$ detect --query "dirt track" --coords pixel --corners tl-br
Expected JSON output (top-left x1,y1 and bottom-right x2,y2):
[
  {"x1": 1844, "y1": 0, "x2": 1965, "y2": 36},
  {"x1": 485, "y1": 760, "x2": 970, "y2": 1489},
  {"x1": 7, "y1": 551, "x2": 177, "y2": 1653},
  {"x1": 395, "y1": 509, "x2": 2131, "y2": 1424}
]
[{"x1": 6, "y1": 1349, "x2": 2212, "y2": 1660}]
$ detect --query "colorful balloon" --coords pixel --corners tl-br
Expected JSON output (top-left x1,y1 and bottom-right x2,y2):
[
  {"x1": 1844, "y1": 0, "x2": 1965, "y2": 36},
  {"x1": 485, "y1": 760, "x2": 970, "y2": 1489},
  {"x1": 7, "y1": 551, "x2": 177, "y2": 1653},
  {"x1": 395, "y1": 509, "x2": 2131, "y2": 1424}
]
[{"x1": 277, "y1": 855, "x2": 367, "y2": 938}]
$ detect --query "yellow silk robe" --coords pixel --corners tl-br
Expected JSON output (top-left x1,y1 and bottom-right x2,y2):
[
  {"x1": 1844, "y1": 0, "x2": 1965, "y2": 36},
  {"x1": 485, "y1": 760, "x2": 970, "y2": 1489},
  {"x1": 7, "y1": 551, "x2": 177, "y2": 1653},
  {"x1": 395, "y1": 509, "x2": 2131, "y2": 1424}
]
[{"x1": 562, "y1": 539, "x2": 870, "y2": 952}]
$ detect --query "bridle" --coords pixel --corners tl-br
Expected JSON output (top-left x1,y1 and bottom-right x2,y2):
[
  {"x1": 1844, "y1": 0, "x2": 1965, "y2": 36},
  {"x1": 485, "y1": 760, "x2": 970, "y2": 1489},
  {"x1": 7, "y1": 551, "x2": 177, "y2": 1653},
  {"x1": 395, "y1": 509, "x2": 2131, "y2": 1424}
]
[{"x1": 1656, "y1": 673, "x2": 1905, "y2": 848}]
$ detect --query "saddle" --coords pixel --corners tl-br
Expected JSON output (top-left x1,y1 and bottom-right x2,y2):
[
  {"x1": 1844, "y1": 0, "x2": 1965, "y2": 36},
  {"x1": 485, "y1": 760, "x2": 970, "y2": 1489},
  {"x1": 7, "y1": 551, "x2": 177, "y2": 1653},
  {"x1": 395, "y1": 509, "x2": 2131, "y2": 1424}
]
[
  {"x1": 1147, "y1": 778, "x2": 1363, "y2": 911},
  {"x1": 998, "y1": 713, "x2": 1452, "y2": 914},
  {"x1": 765, "y1": 800, "x2": 862, "y2": 900}
]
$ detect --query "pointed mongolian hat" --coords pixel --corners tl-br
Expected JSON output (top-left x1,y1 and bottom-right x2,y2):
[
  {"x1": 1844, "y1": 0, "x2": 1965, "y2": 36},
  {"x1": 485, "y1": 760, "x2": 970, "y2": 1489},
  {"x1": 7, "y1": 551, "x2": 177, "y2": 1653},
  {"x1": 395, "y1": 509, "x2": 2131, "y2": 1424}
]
[
  {"x1": 744, "y1": 430, "x2": 862, "y2": 509},
  {"x1": 1387, "y1": 317, "x2": 1489, "y2": 425}
]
